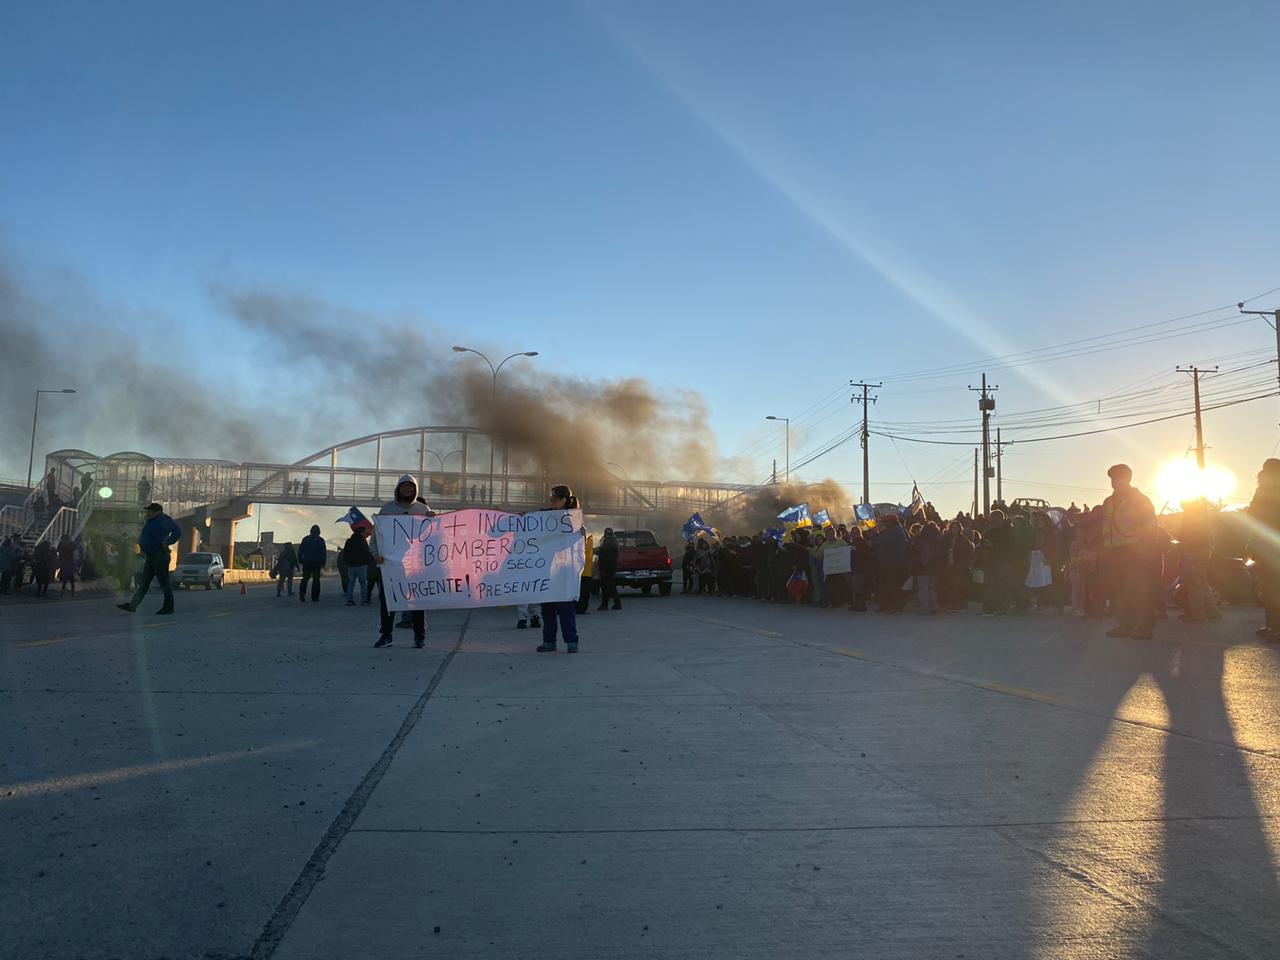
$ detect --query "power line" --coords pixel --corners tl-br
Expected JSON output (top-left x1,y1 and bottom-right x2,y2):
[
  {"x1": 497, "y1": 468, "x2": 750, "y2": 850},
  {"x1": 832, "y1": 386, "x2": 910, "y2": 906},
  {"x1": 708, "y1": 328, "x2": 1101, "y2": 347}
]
[
  {"x1": 870, "y1": 390, "x2": 1278, "y2": 447},
  {"x1": 872, "y1": 284, "x2": 1280, "y2": 384}
]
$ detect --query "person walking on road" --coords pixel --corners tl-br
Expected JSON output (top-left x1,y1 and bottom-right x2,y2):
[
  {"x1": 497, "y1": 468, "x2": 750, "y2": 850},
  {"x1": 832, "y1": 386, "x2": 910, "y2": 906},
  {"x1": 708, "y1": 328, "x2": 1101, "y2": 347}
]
[
  {"x1": 597, "y1": 527, "x2": 621, "y2": 610},
  {"x1": 370, "y1": 475, "x2": 432, "y2": 648},
  {"x1": 537, "y1": 484, "x2": 582, "y2": 653},
  {"x1": 274, "y1": 542, "x2": 298, "y2": 596},
  {"x1": 116, "y1": 503, "x2": 181, "y2": 615},
  {"x1": 297, "y1": 526, "x2": 326, "y2": 602},
  {"x1": 1247, "y1": 458, "x2": 1280, "y2": 643},
  {"x1": 1102, "y1": 463, "x2": 1157, "y2": 640}
]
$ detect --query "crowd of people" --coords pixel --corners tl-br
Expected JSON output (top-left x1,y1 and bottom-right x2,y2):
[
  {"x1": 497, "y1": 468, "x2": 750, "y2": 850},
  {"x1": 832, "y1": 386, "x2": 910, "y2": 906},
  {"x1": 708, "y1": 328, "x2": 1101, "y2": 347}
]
[
  {"x1": 10, "y1": 460, "x2": 1279, "y2": 647},
  {"x1": 680, "y1": 460, "x2": 1280, "y2": 643},
  {"x1": 1, "y1": 531, "x2": 118, "y2": 599}
]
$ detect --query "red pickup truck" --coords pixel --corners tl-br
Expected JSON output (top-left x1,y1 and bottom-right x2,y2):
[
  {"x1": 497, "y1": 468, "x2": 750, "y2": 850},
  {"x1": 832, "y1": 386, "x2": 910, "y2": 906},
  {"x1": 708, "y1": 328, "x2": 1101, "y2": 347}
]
[{"x1": 594, "y1": 530, "x2": 673, "y2": 596}]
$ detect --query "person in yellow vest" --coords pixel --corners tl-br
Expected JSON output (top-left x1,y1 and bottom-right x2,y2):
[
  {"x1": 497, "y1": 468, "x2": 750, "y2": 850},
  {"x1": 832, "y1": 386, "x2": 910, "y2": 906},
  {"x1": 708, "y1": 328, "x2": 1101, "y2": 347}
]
[{"x1": 1102, "y1": 463, "x2": 1157, "y2": 639}]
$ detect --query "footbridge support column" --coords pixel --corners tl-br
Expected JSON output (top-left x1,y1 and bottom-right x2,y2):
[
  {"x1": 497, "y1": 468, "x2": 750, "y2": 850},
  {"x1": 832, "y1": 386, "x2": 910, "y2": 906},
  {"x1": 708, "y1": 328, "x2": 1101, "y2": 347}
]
[{"x1": 195, "y1": 499, "x2": 253, "y2": 570}]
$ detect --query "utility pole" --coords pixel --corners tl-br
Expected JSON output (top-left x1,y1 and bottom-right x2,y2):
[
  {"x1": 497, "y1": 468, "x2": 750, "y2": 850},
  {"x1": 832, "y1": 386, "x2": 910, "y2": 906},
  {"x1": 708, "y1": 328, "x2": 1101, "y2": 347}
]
[
  {"x1": 765, "y1": 416, "x2": 790, "y2": 483},
  {"x1": 972, "y1": 448, "x2": 979, "y2": 517},
  {"x1": 1237, "y1": 303, "x2": 1280, "y2": 420},
  {"x1": 1176, "y1": 365, "x2": 1217, "y2": 469},
  {"x1": 771, "y1": 459, "x2": 778, "y2": 485},
  {"x1": 995, "y1": 428, "x2": 1004, "y2": 505},
  {"x1": 968, "y1": 374, "x2": 998, "y2": 514},
  {"x1": 850, "y1": 381, "x2": 881, "y2": 505}
]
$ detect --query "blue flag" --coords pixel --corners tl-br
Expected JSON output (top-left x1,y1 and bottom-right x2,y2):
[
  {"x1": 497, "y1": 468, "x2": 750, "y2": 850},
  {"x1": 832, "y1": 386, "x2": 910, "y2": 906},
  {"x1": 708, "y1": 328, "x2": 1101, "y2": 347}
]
[
  {"x1": 681, "y1": 512, "x2": 717, "y2": 542},
  {"x1": 763, "y1": 527, "x2": 784, "y2": 542},
  {"x1": 854, "y1": 503, "x2": 877, "y2": 523},
  {"x1": 777, "y1": 502, "x2": 811, "y2": 526},
  {"x1": 812, "y1": 509, "x2": 831, "y2": 527}
]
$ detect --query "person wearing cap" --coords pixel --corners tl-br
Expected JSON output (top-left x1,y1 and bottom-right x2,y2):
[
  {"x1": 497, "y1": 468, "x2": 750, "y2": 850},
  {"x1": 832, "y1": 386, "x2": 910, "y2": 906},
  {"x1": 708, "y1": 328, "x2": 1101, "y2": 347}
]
[
  {"x1": 116, "y1": 502, "x2": 181, "y2": 615},
  {"x1": 371, "y1": 474, "x2": 434, "y2": 648},
  {"x1": 1247, "y1": 458, "x2": 1280, "y2": 643},
  {"x1": 597, "y1": 527, "x2": 621, "y2": 610},
  {"x1": 1101, "y1": 463, "x2": 1157, "y2": 639}
]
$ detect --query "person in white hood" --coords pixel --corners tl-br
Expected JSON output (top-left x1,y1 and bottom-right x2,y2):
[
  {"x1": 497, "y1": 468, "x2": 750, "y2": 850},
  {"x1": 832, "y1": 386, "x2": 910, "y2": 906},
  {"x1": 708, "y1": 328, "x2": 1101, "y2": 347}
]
[{"x1": 371, "y1": 474, "x2": 433, "y2": 648}]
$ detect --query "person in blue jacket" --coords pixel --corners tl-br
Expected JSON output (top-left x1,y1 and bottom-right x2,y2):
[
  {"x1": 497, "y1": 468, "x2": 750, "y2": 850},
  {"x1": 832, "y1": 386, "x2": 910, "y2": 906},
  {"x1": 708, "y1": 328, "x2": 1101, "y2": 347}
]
[
  {"x1": 297, "y1": 524, "x2": 327, "y2": 602},
  {"x1": 116, "y1": 502, "x2": 182, "y2": 615}
]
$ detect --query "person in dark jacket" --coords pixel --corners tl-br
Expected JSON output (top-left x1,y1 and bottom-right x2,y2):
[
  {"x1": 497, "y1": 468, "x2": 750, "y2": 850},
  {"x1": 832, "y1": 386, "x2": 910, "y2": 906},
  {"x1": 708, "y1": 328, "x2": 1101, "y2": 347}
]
[
  {"x1": 1248, "y1": 458, "x2": 1280, "y2": 643},
  {"x1": 33, "y1": 540, "x2": 57, "y2": 597},
  {"x1": 875, "y1": 515, "x2": 909, "y2": 613},
  {"x1": 275, "y1": 542, "x2": 298, "y2": 596},
  {"x1": 0, "y1": 535, "x2": 17, "y2": 594},
  {"x1": 57, "y1": 535, "x2": 78, "y2": 596},
  {"x1": 911, "y1": 521, "x2": 943, "y2": 614},
  {"x1": 342, "y1": 528, "x2": 373, "y2": 605},
  {"x1": 297, "y1": 525, "x2": 327, "y2": 602},
  {"x1": 116, "y1": 503, "x2": 181, "y2": 615},
  {"x1": 597, "y1": 528, "x2": 621, "y2": 610},
  {"x1": 981, "y1": 510, "x2": 1015, "y2": 616}
]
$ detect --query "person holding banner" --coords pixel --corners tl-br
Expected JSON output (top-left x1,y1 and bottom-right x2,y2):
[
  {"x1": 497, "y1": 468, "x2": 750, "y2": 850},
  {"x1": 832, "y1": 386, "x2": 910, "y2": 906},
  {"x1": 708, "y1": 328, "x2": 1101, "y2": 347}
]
[
  {"x1": 371, "y1": 475, "x2": 433, "y2": 648},
  {"x1": 537, "y1": 484, "x2": 582, "y2": 653}
]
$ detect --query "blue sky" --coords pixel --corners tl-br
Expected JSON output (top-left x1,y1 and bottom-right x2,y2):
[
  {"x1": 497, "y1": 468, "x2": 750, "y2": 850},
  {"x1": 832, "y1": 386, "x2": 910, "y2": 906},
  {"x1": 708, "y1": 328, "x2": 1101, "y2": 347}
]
[{"x1": 2, "y1": 1, "x2": 1278, "y2": 536}]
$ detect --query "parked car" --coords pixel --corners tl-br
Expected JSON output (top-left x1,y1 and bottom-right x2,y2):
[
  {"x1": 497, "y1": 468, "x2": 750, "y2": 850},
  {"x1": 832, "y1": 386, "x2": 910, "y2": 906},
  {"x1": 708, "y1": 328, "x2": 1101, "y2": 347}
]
[
  {"x1": 175, "y1": 552, "x2": 225, "y2": 590},
  {"x1": 594, "y1": 530, "x2": 673, "y2": 596}
]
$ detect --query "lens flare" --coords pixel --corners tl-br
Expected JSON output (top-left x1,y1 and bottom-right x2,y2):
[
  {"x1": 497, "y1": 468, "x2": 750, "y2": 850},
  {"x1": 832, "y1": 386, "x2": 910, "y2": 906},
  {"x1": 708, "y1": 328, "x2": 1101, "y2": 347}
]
[{"x1": 1154, "y1": 459, "x2": 1236, "y2": 506}]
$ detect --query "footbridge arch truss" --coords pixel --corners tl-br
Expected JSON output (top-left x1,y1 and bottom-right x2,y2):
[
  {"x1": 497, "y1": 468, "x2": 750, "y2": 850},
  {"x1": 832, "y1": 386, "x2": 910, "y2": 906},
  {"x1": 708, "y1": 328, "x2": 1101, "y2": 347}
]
[{"x1": 41, "y1": 426, "x2": 760, "y2": 523}]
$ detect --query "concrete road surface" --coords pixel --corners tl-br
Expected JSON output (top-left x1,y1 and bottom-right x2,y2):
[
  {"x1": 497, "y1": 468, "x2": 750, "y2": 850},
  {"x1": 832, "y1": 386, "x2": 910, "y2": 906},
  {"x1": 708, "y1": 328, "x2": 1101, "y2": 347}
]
[{"x1": 3, "y1": 584, "x2": 1278, "y2": 959}]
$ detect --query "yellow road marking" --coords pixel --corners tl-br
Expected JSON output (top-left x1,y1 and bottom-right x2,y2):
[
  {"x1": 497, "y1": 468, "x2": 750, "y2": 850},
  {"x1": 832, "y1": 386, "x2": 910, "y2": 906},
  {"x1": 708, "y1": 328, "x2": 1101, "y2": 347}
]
[
  {"x1": 17, "y1": 637, "x2": 76, "y2": 648},
  {"x1": 655, "y1": 608, "x2": 784, "y2": 639},
  {"x1": 832, "y1": 646, "x2": 1077, "y2": 707}
]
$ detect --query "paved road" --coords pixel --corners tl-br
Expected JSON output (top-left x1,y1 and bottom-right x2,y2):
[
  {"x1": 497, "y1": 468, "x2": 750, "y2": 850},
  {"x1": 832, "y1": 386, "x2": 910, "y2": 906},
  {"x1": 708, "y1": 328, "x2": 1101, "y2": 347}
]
[{"x1": 3, "y1": 585, "x2": 1278, "y2": 959}]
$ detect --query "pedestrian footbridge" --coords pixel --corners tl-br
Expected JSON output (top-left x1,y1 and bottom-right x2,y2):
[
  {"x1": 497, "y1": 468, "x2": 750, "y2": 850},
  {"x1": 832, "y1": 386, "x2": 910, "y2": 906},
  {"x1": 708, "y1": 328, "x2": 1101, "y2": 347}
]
[{"x1": 4, "y1": 426, "x2": 758, "y2": 563}]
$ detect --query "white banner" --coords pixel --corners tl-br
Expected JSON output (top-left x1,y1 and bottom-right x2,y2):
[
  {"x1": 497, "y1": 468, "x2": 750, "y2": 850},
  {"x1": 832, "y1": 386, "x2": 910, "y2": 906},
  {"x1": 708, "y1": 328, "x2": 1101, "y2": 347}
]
[
  {"x1": 822, "y1": 544, "x2": 851, "y2": 576},
  {"x1": 375, "y1": 508, "x2": 585, "y2": 611}
]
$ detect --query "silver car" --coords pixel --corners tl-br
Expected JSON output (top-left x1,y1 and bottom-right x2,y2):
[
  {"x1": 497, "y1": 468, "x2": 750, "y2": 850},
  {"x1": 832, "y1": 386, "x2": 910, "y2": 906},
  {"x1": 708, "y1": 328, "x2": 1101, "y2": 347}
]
[{"x1": 174, "y1": 552, "x2": 225, "y2": 590}]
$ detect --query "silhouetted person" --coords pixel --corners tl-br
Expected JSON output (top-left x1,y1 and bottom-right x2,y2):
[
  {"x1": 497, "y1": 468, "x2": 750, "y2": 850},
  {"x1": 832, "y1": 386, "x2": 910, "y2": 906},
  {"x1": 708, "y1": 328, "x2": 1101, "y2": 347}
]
[
  {"x1": 1248, "y1": 457, "x2": 1280, "y2": 643},
  {"x1": 57, "y1": 535, "x2": 77, "y2": 596},
  {"x1": 1102, "y1": 463, "x2": 1157, "y2": 639},
  {"x1": 33, "y1": 541, "x2": 56, "y2": 596},
  {"x1": 275, "y1": 542, "x2": 298, "y2": 596},
  {"x1": 597, "y1": 527, "x2": 621, "y2": 610},
  {"x1": 297, "y1": 525, "x2": 326, "y2": 602},
  {"x1": 117, "y1": 503, "x2": 180, "y2": 615}
]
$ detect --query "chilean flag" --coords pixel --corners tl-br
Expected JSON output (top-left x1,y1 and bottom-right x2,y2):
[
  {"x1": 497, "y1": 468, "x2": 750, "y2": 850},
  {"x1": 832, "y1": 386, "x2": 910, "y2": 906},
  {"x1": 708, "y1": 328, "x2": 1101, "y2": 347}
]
[{"x1": 336, "y1": 506, "x2": 373, "y2": 534}]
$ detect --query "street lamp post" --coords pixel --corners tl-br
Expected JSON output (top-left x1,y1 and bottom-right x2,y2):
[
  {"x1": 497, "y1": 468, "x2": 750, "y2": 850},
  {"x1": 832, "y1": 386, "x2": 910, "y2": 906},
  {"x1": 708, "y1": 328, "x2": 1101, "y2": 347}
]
[
  {"x1": 766, "y1": 415, "x2": 790, "y2": 483},
  {"x1": 422, "y1": 449, "x2": 464, "y2": 499},
  {"x1": 27, "y1": 388, "x2": 77, "y2": 490},
  {"x1": 452, "y1": 347, "x2": 538, "y2": 504}
]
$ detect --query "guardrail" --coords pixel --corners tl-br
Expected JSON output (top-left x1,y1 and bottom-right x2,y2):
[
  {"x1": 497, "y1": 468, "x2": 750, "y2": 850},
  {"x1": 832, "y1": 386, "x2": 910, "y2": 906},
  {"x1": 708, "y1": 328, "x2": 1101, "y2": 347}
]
[
  {"x1": 33, "y1": 506, "x2": 80, "y2": 548},
  {"x1": 0, "y1": 505, "x2": 25, "y2": 539}
]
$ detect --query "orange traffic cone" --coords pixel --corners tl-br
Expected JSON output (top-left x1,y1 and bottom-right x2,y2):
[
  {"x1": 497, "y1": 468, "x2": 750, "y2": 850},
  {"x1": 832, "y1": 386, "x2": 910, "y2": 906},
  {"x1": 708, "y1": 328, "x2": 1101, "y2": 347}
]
[{"x1": 240, "y1": 581, "x2": 247, "y2": 595}]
